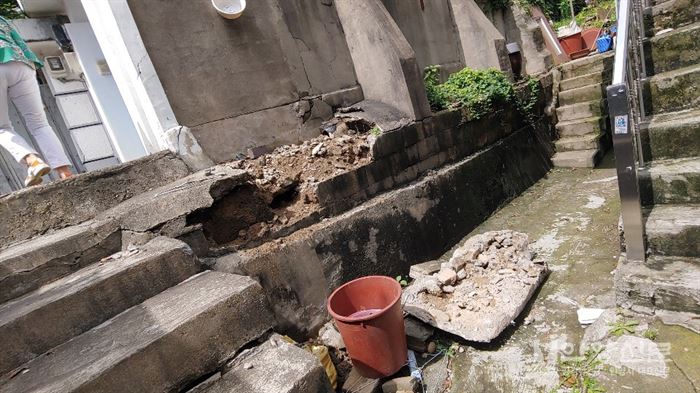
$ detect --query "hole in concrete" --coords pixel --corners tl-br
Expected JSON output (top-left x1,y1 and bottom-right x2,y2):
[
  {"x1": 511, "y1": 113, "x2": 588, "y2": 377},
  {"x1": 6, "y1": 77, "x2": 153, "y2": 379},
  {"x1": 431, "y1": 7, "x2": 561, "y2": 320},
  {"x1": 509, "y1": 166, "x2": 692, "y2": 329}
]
[{"x1": 269, "y1": 181, "x2": 299, "y2": 209}]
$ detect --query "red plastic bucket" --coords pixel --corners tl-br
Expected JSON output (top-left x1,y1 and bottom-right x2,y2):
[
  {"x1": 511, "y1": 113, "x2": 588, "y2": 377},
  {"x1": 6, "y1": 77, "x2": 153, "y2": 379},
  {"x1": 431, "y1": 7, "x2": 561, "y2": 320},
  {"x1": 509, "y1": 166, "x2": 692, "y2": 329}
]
[
  {"x1": 559, "y1": 32, "x2": 584, "y2": 56},
  {"x1": 327, "y1": 276, "x2": 407, "y2": 378}
]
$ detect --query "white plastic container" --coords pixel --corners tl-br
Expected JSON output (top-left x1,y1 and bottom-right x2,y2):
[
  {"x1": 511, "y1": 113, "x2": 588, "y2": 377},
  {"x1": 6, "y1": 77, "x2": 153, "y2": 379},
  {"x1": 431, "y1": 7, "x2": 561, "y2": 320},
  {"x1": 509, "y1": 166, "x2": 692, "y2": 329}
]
[{"x1": 212, "y1": 0, "x2": 246, "y2": 20}]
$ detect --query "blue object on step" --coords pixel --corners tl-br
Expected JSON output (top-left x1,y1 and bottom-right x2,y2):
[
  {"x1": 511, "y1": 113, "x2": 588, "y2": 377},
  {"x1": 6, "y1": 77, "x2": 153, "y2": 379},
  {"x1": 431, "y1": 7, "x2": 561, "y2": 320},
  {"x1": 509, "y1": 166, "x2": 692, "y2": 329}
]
[{"x1": 596, "y1": 35, "x2": 613, "y2": 53}]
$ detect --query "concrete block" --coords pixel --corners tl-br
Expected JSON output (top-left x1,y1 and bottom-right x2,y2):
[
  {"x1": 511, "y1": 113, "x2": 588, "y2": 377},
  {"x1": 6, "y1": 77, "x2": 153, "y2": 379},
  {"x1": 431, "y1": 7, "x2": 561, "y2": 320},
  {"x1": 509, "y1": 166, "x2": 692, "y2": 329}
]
[
  {"x1": 560, "y1": 52, "x2": 614, "y2": 79},
  {"x1": 646, "y1": 64, "x2": 700, "y2": 115},
  {"x1": 405, "y1": 144, "x2": 421, "y2": 165},
  {"x1": 201, "y1": 334, "x2": 334, "y2": 393},
  {"x1": 372, "y1": 129, "x2": 405, "y2": 158},
  {"x1": 645, "y1": 204, "x2": 700, "y2": 257},
  {"x1": 551, "y1": 149, "x2": 600, "y2": 168},
  {"x1": 556, "y1": 116, "x2": 607, "y2": 137},
  {"x1": 322, "y1": 85, "x2": 364, "y2": 109},
  {"x1": 558, "y1": 83, "x2": 605, "y2": 106},
  {"x1": 99, "y1": 164, "x2": 249, "y2": 233},
  {"x1": 554, "y1": 133, "x2": 602, "y2": 152},
  {"x1": 0, "y1": 151, "x2": 190, "y2": 248},
  {"x1": 0, "y1": 220, "x2": 121, "y2": 304},
  {"x1": 417, "y1": 155, "x2": 440, "y2": 174},
  {"x1": 417, "y1": 135, "x2": 440, "y2": 160},
  {"x1": 0, "y1": 237, "x2": 200, "y2": 375},
  {"x1": 650, "y1": 0, "x2": 700, "y2": 32},
  {"x1": 365, "y1": 159, "x2": 393, "y2": 185},
  {"x1": 560, "y1": 70, "x2": 612, "y2": 91},
  {"x1": 556, "y1": 100, "x2": 605, "y2": 122},
  {"x1": 646, "y1": 23, "x2": 700, "y2": 75},
  {"x1": 638, "y1": 157, "x2": 700, "y2": 205},
  {"x1": 641, "y1": 109, "x2": 700, "y2": 160},
  {"x1": 615, "y1": 255, "x2": 700, "y2": 315},
  {"x1": 388, "y1": 151, "x2": 410, "y2": 175},
  {"x1": 0, "y1": 271, "x2": 274, "y2": 393}
]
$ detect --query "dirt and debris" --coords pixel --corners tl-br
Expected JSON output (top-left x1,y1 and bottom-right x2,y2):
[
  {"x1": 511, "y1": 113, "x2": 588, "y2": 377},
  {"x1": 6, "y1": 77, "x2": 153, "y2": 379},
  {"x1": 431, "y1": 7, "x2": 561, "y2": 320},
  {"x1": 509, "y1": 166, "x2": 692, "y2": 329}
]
[
  {"x1": 402, "y1": 230, "x2": 549, "y2": 342},
  {"x1": 213, "y1": 121, "x2": 372, "y2": 249}
]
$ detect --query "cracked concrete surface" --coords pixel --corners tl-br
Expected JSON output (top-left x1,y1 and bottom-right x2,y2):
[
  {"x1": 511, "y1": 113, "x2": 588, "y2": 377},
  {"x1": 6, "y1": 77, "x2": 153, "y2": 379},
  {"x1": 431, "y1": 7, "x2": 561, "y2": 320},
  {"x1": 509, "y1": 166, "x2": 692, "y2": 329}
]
[{"x1": 437, "y1": 154, "x2": 700, "y2": 393}]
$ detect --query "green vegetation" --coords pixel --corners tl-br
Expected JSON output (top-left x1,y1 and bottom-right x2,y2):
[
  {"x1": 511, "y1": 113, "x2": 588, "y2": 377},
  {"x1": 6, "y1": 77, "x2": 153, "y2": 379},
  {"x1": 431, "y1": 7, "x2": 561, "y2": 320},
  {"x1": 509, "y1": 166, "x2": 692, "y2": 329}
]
[
  {"x1": 608, "y1": 318, "x2": 639, "y2": 337},
  {"x1": 554, "y1": 348, "x2": 607, "y2": 393},
  {"x1": 642, "y1": 328, "x2": 659, "y2": 341},
  {"x1": 395, "y1": 275, "x2": 408, "y2": 287},
  {"x1": 552, "y1": 0, "x2": 616, "y2": 30},
  {"x1": 424, "y1": 66, "x2": 541, "y2": 123},
  {"x1": 0, "y1": 0, "x2": 23, "y2": 19},
  {"x1": 369, "y1": 126, "x2": 382, "y2": 137}
]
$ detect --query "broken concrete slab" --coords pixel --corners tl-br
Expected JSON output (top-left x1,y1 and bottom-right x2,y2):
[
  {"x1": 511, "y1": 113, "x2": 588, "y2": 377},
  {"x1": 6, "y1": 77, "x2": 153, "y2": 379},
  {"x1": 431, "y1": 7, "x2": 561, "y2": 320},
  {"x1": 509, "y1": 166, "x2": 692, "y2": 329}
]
[
  {"x1": 0, "y1": 219, "x2": 121, "y2": 304},
  {"x1": 402, "y1": 230, "x2": 548, "y2": 342},
  {"x1": 601, "y1": 335, "x2": 669, "y2": 378},
  {"x1": 0, "y1": 151, "x2": 191, "y2": 248},
  {"x1": 98, "y1": 163, "x2": 249, "y2": 234},
  {"x1": 201, "y1": 334, "x2": 334, "y2": 393},
  {"x1": 0, "y1": 237, "x2": 200, "y2": 376},
  {"x1": 341, "y1": 368, "x2": 381, "y2": 393},
  {"x1": 0, "y1": 271, "x2": 274, "y2": 393}
]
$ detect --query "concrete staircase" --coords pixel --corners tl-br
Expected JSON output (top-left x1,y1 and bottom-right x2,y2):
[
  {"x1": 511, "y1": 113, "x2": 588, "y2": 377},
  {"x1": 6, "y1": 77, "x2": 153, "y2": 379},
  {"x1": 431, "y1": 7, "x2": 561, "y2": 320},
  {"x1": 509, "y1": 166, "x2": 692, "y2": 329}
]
[
  {"x1": 616, "y1": 7, "x2": 700, "y2": 328},
  {"x1": 552, "y1": 53, "x2": 614, "y2": 167},
  {"x1": 0, "y1": 157, "x2": 340, "y2": 392}
]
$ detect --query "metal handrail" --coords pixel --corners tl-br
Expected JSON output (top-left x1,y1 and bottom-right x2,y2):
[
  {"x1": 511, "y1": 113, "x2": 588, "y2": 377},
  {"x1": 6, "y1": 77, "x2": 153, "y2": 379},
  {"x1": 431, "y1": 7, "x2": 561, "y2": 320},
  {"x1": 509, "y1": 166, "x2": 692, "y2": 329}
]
[{"x1": 606, "y1": 0, "x2": 647, "y2": 262}]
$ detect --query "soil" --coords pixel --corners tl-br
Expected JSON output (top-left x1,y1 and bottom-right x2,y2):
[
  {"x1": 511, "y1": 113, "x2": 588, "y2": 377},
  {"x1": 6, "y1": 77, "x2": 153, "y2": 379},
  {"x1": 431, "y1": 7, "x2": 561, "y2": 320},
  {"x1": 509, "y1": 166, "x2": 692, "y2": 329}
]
[{"x1": 215, "y1": 126, "x2": 372, "y2": 250}]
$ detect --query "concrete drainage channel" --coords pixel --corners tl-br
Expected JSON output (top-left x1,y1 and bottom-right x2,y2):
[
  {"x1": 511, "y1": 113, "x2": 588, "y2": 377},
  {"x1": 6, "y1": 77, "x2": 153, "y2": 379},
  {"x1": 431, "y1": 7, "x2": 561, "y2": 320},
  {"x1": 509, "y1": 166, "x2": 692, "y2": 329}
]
[{"x1": 0, "y1": 80, "x2": 556, "y2": 393}]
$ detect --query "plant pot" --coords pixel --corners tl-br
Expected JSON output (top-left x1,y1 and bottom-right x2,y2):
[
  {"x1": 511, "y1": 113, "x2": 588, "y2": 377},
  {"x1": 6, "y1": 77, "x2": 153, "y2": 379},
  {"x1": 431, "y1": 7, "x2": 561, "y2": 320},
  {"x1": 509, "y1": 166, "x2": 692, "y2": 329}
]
[
  {"x1": 327, "y1": 276, "x2": 407, "y2": 379},
  {"x1": 559, "y1": 32, "x2": 584, "y2": 56}
]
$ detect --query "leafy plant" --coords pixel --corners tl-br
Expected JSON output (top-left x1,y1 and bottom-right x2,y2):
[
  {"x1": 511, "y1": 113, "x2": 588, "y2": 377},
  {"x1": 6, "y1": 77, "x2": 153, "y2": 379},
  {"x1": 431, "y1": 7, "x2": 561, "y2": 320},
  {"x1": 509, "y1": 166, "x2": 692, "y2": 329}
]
[
  {"x1": 424, "y1": 66, "x2": 516, "y2": 120},
  {"x1": 435, "y1": 341, "x2": 459, "y2": 358},
  {"x1": 517, "y1": 77, "x2": 541, "y2": 125},
  {"x1": 0, "y1": 0, "x2": 24, "y2": 19},
  {"x1": 554, "y1": 348, "x2": 607, "y2": 393},
  {"x1": 369, "y1": 126, "x2": 382, "y2": 137},
  {"x1": 607, "y1": 319, "x2": 639, "y2": 337},
  {"x1": 642, "y1": 328, "x2": 658, "y2": 341},
  {"x1": 395, "y1": 275, "x2": 408, "y2": 287}
]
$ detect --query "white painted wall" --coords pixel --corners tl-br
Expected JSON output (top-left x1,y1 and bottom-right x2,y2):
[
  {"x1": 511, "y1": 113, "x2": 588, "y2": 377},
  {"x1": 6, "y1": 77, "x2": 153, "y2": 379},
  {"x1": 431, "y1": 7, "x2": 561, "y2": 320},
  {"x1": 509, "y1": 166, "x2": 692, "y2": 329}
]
[
  {"x1": 81, "y1": 0, "x2": 178, "y2": 154},
  {"x1": 65, "y1": 22, "x2": 146, "y2": 161}
]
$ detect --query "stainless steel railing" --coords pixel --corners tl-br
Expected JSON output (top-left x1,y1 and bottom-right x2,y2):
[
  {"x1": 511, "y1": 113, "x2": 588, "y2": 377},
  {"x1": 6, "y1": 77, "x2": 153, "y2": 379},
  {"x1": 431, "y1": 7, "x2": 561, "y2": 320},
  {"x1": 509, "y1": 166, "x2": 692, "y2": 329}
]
[{"x1": 606, "y1": 0, "x2": 648, "y2": 262}]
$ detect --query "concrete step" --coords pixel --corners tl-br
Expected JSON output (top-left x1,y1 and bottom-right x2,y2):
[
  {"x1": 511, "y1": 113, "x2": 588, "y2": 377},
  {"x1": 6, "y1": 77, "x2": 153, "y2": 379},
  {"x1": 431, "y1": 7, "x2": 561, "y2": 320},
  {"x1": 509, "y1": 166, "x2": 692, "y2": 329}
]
[
  {"x1": 555, "y1": 132, "x2": 603, "y2": 152},
  {"x1": 648, "y1": 0, "x2": 700, "y2": 33},
  {"x1": 639, "y1": 157, "x2": 700, "y2": 205},
  {"x1": 641, "y1": 109, "x2": 700, "y2": 160},
  {"x1": 556, "y1": 116, "x2": 607, "y2": 137},
  {"x1": 0, "y1": 220, "x2": 121, "y2": 304},
  {"x1": 645, "y1": 64, "x2": 700, "y2": 115},
  {"x1": 551, "y1": 149, "x2": 601, "y2": 168},
  {"x1": 645, "y1": 204, "x2": 700, "y2": 257},
  {"x1": 645, "y1": 23, "x2": 700, "y2": 75},
  {"x1": 556, "y1": 100, "x2": 605, "y2": 122},
  {"x1": 195, "y1": 334, "x2": 334, "y2": 393},
  {"x1": 560, "y1": 69, "x2": 612, "y2": 91},
  {"x1": 0, "y1": 151, "x2": 191, "y2": 249},
  {"x1": 560, "y1": 52, "x2": 615, "y2": 79},
  {"x1": 615, "y1": 255, "x2": 700, "y2": 315},
  {"x1": 0, "y1": 271, "x2": 274, "y2": 393},
  {"x1": 558, "y1": 83, "x2": 605, "y2": 106},
  {"x1": 0, "y1": 237, "x2": 200, "y2": 376}
]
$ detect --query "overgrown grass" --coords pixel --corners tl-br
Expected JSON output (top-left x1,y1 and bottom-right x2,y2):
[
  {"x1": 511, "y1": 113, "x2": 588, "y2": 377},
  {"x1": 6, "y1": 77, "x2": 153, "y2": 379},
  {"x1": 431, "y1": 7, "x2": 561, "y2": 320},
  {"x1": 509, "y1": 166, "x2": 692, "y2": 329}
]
[
  {"x1": 553, "y1": 348, "x2": 607, "y2": 393},
  {"x1": 552, "y1": 0, "x2": 616, "y2": 30},
  {"x1": 424, "y1": 66, "x2": 540, "y2": 123}
]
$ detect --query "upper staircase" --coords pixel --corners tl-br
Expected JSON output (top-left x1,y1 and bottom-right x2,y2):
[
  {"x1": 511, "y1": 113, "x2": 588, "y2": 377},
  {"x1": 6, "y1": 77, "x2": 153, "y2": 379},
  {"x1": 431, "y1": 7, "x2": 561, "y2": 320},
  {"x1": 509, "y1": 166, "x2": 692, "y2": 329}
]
[
  {"x1": 552, "y1": 53, "x2": 615, "y2": 167},
  {"x1": 615, "y1": 0, "x2": 700, "y2": 330}
]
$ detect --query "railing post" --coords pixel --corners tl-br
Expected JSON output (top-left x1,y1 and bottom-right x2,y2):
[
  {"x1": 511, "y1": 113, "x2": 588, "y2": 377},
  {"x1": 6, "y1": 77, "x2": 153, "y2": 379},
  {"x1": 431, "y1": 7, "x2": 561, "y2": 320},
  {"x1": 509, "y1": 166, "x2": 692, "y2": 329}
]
[{"x1": 607, "y1": 84, "x2": 646, "y2": 262}]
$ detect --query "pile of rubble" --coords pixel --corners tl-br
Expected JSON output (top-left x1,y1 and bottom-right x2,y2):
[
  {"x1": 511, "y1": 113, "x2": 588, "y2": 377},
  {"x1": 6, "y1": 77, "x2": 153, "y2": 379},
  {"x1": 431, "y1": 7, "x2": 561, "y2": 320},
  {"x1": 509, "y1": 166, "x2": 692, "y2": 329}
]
[{"x1": 403, "y1": 230, "x2": 549, "y2": 342}]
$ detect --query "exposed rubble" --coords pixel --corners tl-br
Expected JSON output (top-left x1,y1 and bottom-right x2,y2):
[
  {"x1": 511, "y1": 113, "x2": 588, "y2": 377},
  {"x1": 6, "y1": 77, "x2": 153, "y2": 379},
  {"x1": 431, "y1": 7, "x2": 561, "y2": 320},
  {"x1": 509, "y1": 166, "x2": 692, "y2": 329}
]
[{"x1": 402, "y1": 230, "x2": 549, "y2": 342}]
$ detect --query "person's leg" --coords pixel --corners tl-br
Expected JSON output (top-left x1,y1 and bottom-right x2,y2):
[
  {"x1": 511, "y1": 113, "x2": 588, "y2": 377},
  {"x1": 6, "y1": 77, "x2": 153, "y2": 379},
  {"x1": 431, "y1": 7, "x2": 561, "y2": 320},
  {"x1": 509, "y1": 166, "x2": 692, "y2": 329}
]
[
  {"x1": 9, "y1": 63, "x2": 73, "y2": 179},
  {"x1": 0, "y1": 63, "x2": 40, "y2": 165}
]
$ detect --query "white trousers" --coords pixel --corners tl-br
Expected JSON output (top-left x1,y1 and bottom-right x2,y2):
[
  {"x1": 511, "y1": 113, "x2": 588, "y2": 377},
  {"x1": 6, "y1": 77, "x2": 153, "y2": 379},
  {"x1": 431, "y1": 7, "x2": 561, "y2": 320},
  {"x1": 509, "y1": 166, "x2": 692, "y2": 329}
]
[{"x1": 0, "y1": 61, "x2": 71, "y2": 168}]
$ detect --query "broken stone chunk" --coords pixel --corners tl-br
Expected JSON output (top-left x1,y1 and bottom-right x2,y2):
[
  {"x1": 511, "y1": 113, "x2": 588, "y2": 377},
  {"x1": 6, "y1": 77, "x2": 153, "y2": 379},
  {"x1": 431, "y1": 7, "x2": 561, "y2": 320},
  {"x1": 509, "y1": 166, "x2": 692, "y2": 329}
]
[
  {"x1": 457, "y1": 269, "x2": 467, "y2": 280},
  {"x1": 436, "y1": 268, "x2": 457, "y2": 285},
  {"x1": 442, "y1": 285, "x2": 455, "y2": 294},
  {"x1": 475, "y1": 254, "x2": 489, "y2": 268}
]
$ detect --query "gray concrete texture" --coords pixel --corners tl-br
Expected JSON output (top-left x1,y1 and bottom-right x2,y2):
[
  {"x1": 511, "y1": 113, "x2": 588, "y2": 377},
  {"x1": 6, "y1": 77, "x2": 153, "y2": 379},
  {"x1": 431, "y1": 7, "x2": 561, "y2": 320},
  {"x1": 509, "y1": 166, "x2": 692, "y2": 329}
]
[
  {"x1": 127, "y1": 0, "x2": 357, "y2": 128},
  {"x1": 200, "y1": 334, "x2": 334, "y2": 393},
  {"x1": 0, "y1": 237, "x2": 200, "y2": 376},
  {"x1": 0, "y1": 151, "x2": 191, "y2": 248},
  {"x1": 335, "y1": 0, "x2": 432, "y2": 120},
  {"x1": 215, "y1": 124, "x2": 551, "y2": 337},
  {"x1": 0, "y1": 271, "x2": 274, "y2": 393}
]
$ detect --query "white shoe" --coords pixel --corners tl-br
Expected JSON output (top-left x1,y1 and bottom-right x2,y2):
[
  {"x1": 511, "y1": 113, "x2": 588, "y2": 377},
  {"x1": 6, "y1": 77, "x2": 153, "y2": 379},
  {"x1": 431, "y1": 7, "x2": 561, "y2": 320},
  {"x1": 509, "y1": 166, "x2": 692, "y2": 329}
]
[{"x1": 24, "y1": 159, "x2": 51, "y2": 187}]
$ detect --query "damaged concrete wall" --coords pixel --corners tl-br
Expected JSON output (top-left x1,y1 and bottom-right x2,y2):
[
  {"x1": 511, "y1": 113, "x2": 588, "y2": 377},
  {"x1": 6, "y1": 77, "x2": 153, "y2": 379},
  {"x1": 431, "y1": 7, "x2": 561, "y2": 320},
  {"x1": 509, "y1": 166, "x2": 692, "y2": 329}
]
[
  {"x1": 380, "y1": 0, "x2": 464, "y2": 73},
  {"x1": 216, "y1": 123, "x2": 552, "y2": 338},
  {"x1": 126, "y1": 0, "x2": 361, "y2": 163}
]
